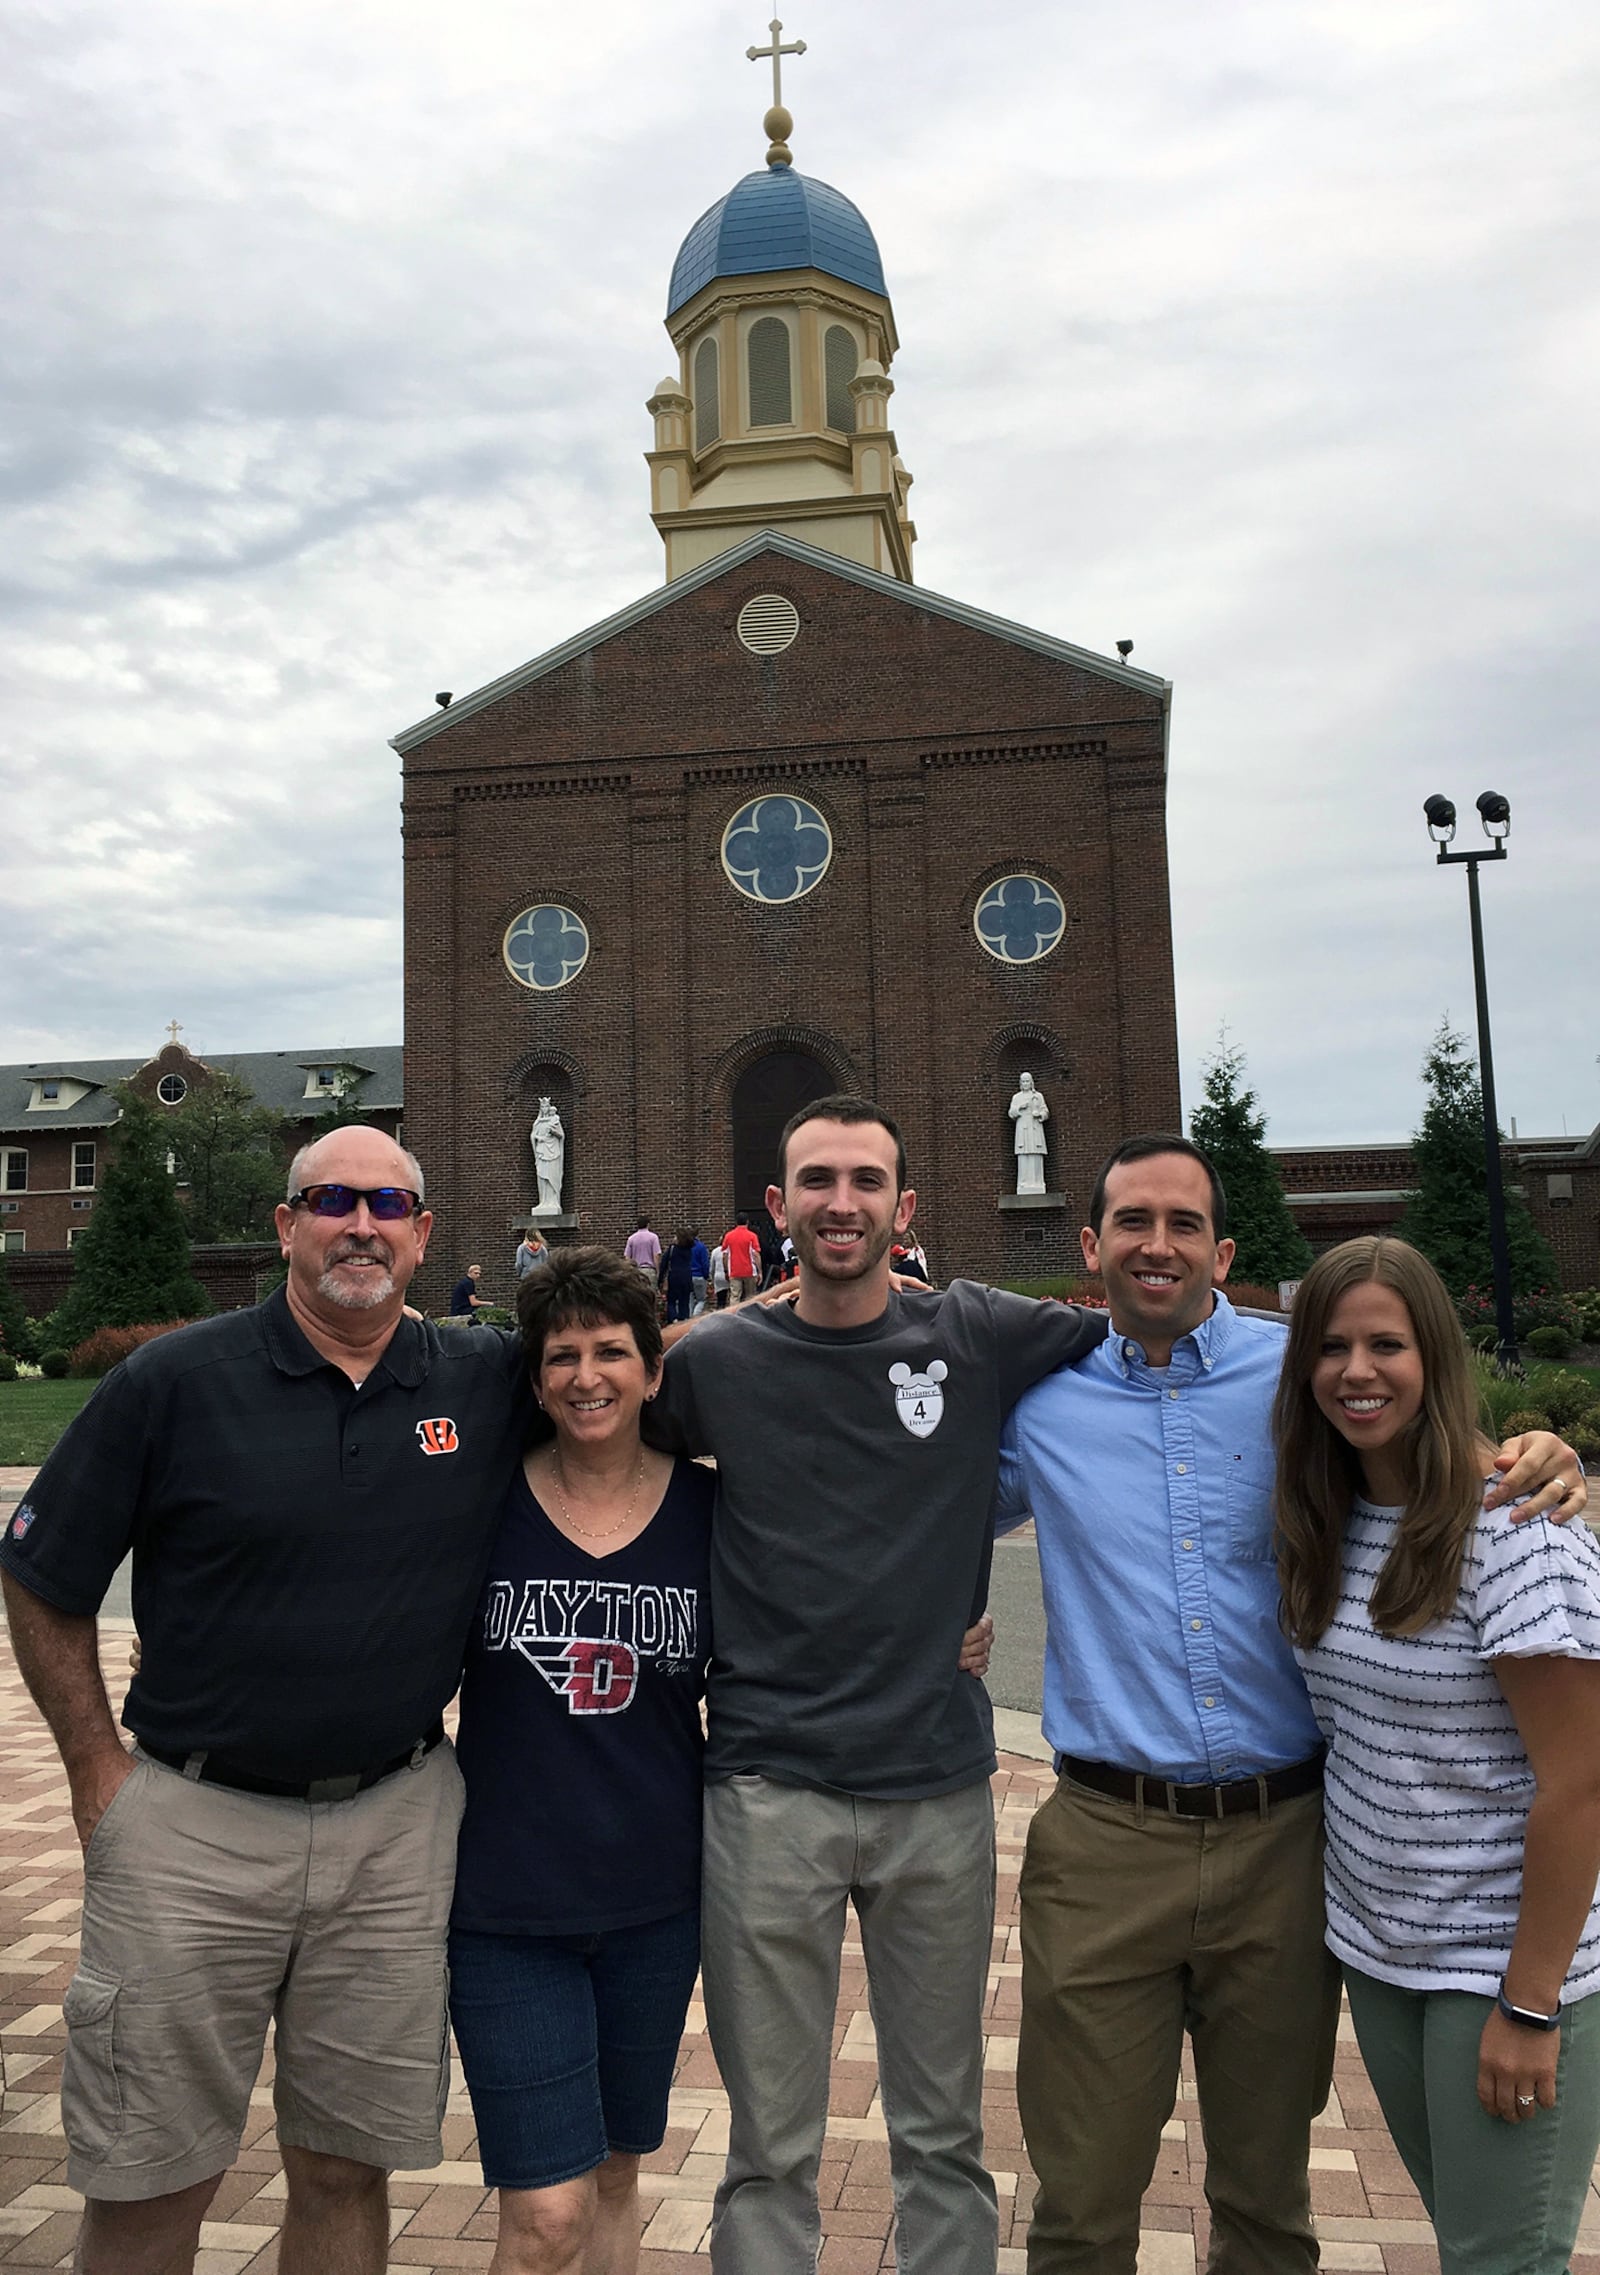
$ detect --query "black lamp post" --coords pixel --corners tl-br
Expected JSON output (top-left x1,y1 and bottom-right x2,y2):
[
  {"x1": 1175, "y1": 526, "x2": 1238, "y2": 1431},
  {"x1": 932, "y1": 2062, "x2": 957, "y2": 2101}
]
[{"x1": 1423, "y1": 791, "x2": 1517, "y2": 1370}]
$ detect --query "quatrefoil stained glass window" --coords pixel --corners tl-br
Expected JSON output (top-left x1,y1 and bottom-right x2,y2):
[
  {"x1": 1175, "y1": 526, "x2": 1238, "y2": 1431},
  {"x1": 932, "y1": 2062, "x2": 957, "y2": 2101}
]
[
  {"x1": 503, "y1": 905, "x2": 590, "y2": 991},
  {"x1": 721, "y1": 796, "x2": 833, "y2": 905},
  {"x1": 973, "y1": 875, "x2": 1066, "y2": 965}
]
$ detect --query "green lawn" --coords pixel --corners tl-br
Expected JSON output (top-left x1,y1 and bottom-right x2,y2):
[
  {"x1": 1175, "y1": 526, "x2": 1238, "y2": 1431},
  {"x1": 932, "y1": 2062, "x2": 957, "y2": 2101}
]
[{"x1": 0, "y1": 1381, "x2": 96, "y2": 1466}]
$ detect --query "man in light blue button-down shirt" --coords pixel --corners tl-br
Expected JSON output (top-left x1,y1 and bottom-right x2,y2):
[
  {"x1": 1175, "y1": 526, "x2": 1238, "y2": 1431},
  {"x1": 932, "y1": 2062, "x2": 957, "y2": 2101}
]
[{"x1": 996, "y1": 1135, "x2": 1578, "y2": 2275}]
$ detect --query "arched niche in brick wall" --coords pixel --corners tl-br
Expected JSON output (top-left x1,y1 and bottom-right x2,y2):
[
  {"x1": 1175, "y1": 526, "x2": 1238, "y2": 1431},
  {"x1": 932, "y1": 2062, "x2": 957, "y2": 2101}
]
[{"x1": 994, "y1": 1032, "x2": 1071, "y2": 1200}]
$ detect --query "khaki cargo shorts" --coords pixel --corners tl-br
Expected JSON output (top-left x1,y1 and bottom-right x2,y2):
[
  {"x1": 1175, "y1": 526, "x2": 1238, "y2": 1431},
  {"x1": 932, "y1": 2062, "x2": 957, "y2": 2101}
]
[{"x1": 62, "y1": 1740, "x2": 464, "y2": 2202}]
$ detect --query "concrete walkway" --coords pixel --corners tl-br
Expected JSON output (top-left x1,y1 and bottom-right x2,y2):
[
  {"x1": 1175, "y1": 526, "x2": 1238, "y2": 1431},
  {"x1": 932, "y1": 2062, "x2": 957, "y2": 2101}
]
[{"x1": 0, "y1": 1506, "x2": 1595, "y2": 2266}]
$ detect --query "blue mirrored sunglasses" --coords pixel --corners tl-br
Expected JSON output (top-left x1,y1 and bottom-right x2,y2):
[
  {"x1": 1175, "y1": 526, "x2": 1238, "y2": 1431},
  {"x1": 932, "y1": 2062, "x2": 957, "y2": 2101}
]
[{"x1": 288, "y1": 1184, "x2": 422, "y2": 1221}]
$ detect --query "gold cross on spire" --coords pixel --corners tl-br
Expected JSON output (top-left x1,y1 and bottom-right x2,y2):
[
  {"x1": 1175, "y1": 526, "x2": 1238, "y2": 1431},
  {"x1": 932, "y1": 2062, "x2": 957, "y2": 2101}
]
[
  {"x1": 747, "y1": 16, "x2": 805, "y2": 108},
  {"x1": 747, "y1": 17, "x2": 805, "y2": 164}
]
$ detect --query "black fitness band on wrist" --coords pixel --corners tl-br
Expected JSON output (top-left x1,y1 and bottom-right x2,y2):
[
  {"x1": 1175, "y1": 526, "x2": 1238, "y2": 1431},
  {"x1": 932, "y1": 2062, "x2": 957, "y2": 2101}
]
[{"x1": 1497, "y1": 1981, "x2": 1562, "y2": 2032}]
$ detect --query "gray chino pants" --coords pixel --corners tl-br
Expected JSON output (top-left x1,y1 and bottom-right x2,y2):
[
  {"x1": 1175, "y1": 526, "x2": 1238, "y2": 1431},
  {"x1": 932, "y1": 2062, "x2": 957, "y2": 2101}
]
[{"x1": 701, "y1": 1773, "x2": 999, "y2": 2275}]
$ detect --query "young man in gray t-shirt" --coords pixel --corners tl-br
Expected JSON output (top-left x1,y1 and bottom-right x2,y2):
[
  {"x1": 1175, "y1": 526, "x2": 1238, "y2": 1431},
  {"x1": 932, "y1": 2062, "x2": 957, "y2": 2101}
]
[{"x1": 649, "y1": 1096, "x2": 1104, "y2": 2275}]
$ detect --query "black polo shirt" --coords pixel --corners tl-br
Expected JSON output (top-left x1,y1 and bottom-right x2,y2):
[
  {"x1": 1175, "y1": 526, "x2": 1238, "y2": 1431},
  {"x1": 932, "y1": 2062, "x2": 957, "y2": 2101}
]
[{"x1": 0, "y1": 1290, "x2": 533, "y2": 1781}]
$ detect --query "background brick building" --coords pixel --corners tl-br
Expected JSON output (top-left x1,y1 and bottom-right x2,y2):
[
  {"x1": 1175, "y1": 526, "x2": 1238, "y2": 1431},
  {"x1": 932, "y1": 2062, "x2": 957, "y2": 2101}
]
[
  {"x1": 395, "y1": 111, "x2": 1182, "y2": 1305},
  {"x1": 397, "y1": 533, "x2": 1179, "y2": 1304},
  {"x1": 1272, "y1": 1132, "x2": 1600, "y2": 1291},
  {"x1": 0, "y1": 1037, "x2": 401, "y2": 1315}
]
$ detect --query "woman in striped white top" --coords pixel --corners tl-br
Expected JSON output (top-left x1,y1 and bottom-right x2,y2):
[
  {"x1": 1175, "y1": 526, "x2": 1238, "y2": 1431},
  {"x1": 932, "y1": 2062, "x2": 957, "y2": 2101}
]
[{"x1": 1273, "y1": 1236, "x2": 1600, "y2": 2275}]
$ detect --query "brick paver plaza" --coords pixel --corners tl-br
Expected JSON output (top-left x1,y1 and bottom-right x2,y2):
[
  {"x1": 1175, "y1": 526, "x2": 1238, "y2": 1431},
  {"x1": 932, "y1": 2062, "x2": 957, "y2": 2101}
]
[{"x1": 0, "y1": 1469, "x2": 1597, "y2": 2270}]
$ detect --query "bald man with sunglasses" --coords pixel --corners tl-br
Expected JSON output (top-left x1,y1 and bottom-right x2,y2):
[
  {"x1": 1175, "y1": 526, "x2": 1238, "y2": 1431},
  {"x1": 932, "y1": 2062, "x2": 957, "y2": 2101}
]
[{"x1": 0, "y1": 1126, "x2": 532, "y2": 2275}]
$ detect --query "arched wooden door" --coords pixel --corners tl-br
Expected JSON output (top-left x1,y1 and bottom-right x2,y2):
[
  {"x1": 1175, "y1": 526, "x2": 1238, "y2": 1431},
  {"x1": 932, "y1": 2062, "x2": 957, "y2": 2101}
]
[{"x1": 731, "y1": 1052, "x2": 836, "y2": 1222}]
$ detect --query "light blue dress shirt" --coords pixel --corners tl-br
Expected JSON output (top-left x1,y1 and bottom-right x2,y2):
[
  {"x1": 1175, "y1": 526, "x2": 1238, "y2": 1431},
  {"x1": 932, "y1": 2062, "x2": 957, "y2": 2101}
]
[{"x1": 996, "y1": 1292, "x2": 1322, "y2": 1783}]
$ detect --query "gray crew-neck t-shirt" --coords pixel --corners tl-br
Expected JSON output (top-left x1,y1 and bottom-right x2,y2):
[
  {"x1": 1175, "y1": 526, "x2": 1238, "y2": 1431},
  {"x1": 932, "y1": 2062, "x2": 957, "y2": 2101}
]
[{"x1": 648, "y1": 1281, "x2": 1106, "y2": 1800}]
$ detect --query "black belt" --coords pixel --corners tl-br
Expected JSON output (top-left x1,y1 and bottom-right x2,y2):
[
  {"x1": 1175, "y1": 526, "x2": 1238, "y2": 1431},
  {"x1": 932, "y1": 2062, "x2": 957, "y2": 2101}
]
[
  {"x1": 1060, "y1": 1751, "x2": 1324, "y2": 1819},
  {"x1": 140, "y1": 1723, "x2": 446, "y2": 1804}
]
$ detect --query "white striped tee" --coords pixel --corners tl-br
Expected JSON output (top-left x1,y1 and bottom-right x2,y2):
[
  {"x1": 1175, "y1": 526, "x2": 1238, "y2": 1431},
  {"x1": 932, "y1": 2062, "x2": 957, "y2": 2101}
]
[{"x1": 1296, "y1": 1495, "x2": 1600, "y2": 1997}]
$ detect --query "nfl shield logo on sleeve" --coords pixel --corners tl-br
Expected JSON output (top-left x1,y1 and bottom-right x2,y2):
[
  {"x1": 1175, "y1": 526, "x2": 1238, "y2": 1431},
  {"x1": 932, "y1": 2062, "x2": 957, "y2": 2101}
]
[{"x1": 888, "y1": 1360, "x2": 947, "y2": 1439}]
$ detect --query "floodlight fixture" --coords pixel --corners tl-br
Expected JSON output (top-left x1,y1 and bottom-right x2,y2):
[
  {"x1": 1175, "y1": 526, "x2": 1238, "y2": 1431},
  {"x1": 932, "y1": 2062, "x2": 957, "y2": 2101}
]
[
  {"x1": 1423, "y1": 793, "x2": 1456, "y2": 845},
  {"x1": 1476, "y1": 790, "x2": 1510, "y2": 842}
]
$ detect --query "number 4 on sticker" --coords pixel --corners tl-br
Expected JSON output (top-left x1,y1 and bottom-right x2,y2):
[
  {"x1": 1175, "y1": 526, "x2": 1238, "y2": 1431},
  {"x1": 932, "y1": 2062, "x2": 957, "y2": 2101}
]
[{"x1": 889, "y1": 1362, "x2": 947, "y2": 1439}]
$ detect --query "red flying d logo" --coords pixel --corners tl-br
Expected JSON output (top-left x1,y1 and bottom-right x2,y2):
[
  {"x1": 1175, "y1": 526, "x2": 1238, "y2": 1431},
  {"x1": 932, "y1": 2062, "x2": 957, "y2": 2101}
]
[
  {"x1": 549, "y1": 1640, "x2": 639, "y2": 1715},
  {"x1": 415, "y1": 1417, "x2": 459, "y2": 1455}
]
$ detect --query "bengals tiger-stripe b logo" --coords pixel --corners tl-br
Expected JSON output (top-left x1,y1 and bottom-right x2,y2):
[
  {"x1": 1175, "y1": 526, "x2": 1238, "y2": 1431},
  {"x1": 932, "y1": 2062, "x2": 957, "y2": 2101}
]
[{"x1": 415, "y1": 1417, "x2": 459, "y2": 1455}]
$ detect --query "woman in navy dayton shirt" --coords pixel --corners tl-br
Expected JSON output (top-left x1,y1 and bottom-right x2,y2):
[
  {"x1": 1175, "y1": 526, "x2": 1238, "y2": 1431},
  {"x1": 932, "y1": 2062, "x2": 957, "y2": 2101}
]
[{"x1": 449, "y1": 1248, "x2": 713, "y2": 2273}]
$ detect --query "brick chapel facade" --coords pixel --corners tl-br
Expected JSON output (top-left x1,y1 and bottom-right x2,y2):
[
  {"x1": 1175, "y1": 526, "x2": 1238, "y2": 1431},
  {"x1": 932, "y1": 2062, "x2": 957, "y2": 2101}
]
[{"x1": 396, "y1": 102, "x2": 1181, "y2": 1303}]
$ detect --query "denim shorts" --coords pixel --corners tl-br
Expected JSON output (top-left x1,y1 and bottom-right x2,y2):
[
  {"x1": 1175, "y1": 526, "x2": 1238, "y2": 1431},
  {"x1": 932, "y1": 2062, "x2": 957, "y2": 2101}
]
[{"x1": 448, "y1": 1907, "x2": 701, "y2": 2191}]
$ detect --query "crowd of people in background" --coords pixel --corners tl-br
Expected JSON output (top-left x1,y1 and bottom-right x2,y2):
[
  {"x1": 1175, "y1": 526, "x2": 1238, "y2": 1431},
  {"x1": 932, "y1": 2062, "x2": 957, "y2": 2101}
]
[{"x1": 491, "y1": 1207, "x2": 915, "y2": 1322}]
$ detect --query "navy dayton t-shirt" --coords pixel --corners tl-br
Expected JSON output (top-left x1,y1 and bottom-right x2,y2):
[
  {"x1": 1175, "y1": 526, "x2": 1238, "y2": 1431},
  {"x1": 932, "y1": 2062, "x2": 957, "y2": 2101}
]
[{"x1": 451, "y1": 1455, "x2": 713, "y2": 1938}]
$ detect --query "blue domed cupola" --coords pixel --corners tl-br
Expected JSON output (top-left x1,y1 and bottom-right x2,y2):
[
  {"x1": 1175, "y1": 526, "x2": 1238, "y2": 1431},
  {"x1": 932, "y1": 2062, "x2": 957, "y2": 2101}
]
[
  {"x1": 668, "y1": 168, "x2": 887, "y2": 317},
  {"x1": 646, "y1": 19, "x2": 916, "y2": 585}
]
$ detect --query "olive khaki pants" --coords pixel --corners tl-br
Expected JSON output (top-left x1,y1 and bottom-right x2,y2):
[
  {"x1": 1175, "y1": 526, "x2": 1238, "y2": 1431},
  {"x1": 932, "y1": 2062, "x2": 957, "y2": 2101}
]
[{"x1": 1018, "y1": 1774, "x2": 1339, "y2": 2275}]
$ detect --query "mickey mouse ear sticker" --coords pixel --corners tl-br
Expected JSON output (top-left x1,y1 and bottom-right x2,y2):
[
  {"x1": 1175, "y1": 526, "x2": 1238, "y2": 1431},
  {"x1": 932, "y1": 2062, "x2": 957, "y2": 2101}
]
[{"x1": 888, "y1": 1360, "x2": 947, "y2": 1439}]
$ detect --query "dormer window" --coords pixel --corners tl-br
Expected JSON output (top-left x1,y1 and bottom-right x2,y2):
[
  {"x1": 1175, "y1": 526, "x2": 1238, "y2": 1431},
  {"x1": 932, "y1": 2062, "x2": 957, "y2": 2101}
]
[
  {"x1": 748, "y1": 317, "x2": 793, "y2": 427},
  {"x1": 28, "y1": 1076, "x2": 89, "y2": 1111},
  {"x1": 303, "y1": 1065, "x2": 359, "y2": 1100}
]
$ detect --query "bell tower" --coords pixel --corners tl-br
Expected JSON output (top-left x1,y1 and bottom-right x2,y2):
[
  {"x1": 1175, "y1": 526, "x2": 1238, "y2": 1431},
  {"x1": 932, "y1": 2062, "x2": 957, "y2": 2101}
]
[{"x1": 646, "y1": 19, "x2": 916, "y2": 583}]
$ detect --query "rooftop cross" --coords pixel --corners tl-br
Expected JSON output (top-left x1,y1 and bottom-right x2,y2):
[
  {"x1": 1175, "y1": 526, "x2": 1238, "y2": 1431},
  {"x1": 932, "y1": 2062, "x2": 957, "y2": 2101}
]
[
  {"x1": 166, "y1": 1019, "x2": 183, "y2": 1045},
  {"x1": 747, "y1": 16, "x2": 805, "y2": 110}
]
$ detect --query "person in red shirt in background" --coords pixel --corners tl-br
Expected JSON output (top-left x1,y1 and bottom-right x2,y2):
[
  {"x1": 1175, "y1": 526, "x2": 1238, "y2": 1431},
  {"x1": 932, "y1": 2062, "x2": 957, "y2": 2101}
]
[{"x1": 720, "y1": 1218, "x2": 762, "y2": 1303}]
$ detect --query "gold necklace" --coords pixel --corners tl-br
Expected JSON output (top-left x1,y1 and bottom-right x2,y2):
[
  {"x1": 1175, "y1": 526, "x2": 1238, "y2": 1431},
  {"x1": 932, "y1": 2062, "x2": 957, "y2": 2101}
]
[{"x1": 545, "y1": 1446, "x2": 646, "y2": 1539}]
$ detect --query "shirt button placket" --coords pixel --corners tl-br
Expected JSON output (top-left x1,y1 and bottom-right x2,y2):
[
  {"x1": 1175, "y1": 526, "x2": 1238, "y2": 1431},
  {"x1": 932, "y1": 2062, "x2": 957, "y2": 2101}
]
[{"x1": 1165, "y1": 1365, "x2": 1221, "y2": 1772}]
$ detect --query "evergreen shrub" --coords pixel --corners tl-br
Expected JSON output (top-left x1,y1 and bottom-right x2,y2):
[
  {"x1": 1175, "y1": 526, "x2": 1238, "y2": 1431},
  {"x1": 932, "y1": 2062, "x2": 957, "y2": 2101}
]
[
  {"x1": 50, "y1": 1090, "x2": 208, "y2": 1347},
  {"x1": 1187, "y1": 1041, "x2": 1312, "y2": 1286},
  {"x1": 1400, "y1": 1023, "x2": 1557, "y2": 1301}
]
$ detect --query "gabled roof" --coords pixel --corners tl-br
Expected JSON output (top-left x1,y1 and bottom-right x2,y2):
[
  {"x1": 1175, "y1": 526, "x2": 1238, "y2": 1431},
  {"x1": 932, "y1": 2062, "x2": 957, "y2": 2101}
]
[
  {"x1": 390, "y1": 529, "x2": 1171, "y2": 755},
  {"x1": 207, "y1": 1047, "x2": 404, "y2": 1117},
  {"x1": 0, "y1": 1046, "x2": 404, "y2": 1136},
  {"x1": 1, "y1": 1060, "x2": 139, "y2": 1131}
]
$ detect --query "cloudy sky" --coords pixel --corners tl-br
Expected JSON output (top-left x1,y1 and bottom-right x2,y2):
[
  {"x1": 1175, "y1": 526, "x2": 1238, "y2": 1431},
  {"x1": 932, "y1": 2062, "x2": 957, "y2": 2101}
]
[{"x1": 3, "y1": 0, "x2": 1596, "y2": 1145}]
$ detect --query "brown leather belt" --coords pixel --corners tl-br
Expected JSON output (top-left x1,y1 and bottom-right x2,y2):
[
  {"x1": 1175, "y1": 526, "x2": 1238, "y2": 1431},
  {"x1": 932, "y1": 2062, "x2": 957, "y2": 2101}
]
[{"x1": 1060, "y1": 1751, "x2": 1324, "y2": 1819}]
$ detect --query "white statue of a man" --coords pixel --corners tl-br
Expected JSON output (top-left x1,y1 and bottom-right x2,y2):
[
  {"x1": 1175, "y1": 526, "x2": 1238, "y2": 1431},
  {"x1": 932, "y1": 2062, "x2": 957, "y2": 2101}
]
[
  {"x1": 1008, "y1": 1071, "x2": 1049, "y2": 1196},
  {"x1": 529, "y1": 1097, "x2": 566, "y2": 1216}
]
